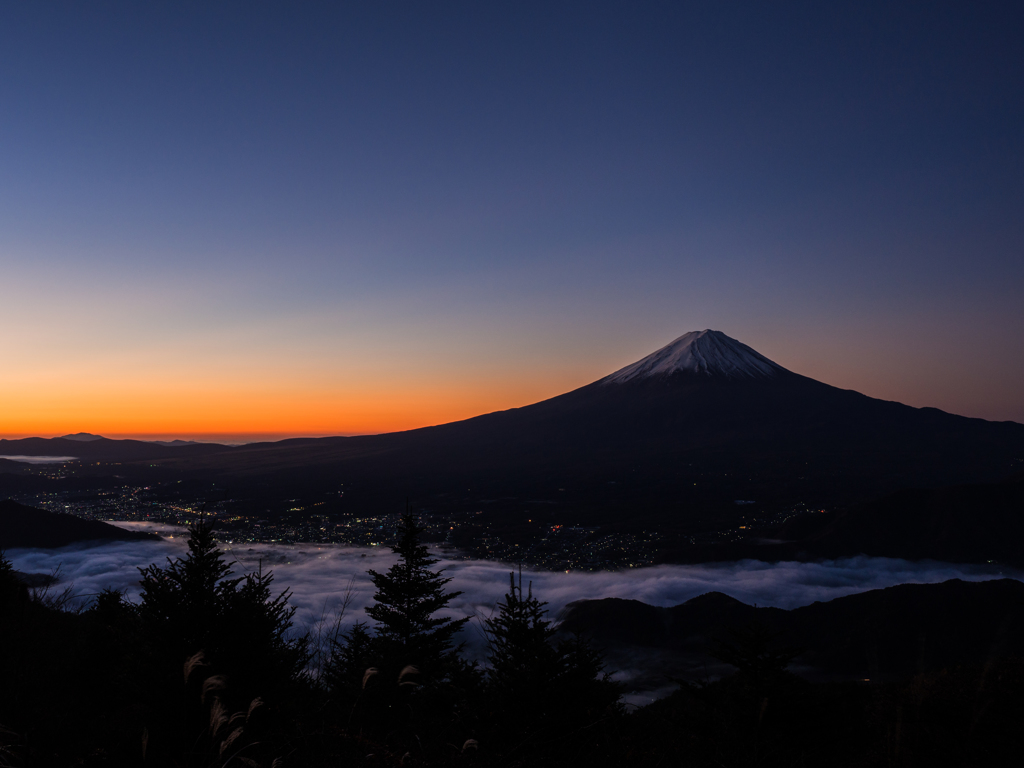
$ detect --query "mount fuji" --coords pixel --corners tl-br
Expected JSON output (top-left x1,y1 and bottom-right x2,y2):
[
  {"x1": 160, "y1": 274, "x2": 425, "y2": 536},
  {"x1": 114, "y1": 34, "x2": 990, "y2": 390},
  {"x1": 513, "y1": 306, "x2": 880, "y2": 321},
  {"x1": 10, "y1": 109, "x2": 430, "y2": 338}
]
[
  {"x1": 601, "y1": 329, "x2": 786, "y2": 382},
  {"x1": 144, "y1": 330, "x2": 1024, "y2": 529}
]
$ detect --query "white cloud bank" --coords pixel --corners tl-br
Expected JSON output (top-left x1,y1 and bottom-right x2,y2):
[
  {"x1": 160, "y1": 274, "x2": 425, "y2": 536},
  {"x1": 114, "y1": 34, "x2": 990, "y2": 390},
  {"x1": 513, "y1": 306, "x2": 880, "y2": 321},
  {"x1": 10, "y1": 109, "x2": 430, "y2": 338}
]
[{"x1": 7, "y1": 522, "x2": 1020, "y2": 645}]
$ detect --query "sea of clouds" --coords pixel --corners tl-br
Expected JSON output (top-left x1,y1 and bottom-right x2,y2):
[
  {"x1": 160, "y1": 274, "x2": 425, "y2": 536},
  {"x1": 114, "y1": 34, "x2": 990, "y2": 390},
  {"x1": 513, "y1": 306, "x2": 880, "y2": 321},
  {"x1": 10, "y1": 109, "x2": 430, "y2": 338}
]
[
  {"x1": 7, "y1": 521, "x2": 1021, "y2": 642},
  {"x1": 9, "y1": 523, "x2": 1021, "y2": 706}
]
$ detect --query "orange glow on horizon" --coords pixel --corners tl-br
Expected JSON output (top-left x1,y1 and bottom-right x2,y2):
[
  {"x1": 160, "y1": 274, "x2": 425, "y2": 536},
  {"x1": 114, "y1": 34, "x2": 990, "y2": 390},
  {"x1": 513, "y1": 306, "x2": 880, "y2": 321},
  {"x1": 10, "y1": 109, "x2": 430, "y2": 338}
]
[{"x1": 0, "y1": 373, "x2": 584, "y2": 444}]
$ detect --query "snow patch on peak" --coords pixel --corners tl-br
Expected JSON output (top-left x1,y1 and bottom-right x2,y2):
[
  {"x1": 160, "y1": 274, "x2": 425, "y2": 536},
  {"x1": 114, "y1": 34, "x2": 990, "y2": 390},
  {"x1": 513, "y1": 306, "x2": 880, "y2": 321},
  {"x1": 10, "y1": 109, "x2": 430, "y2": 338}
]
[{"x1": 602, "y1": 330, "x2": 787, "y2": 384}]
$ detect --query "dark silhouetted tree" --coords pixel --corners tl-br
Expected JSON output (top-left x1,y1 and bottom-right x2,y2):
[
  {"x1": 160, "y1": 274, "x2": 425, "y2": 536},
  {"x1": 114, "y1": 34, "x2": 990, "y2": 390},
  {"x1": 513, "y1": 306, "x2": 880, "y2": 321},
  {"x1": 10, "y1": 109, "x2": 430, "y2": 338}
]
[
  {"x1": 325, "y1": 621, "x2": 375, "y2": 693},
  {"x1": 364, "y1": 513, "x2": 469, "y2": 677},
  {"x1": 485, "y1": 570, "x2": 561, "y2": 697},
  {"x1": 483, "y1": 570, "x2": 621, "y2": 750},
  {"x1": 137, "y1": 522, "x2": 307, "y2": 699},
  {"x1": 0, "y1": 550, "x2": 28, "y2": 615}
]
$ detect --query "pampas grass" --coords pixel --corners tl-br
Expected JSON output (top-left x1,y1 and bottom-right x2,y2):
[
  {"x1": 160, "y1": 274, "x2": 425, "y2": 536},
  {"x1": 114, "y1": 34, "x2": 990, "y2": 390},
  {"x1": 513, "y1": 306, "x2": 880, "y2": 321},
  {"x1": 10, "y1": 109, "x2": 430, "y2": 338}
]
[
  {"x1": 202, "y1": 675, "x2": 228, "y2": 705},
  {"x1": 184, "y1": 651, "x2": 209, "y2": 684},
  {"x1": 0, "y1": 723, "x2": 20, "y2": 768},
  {"x1": 362, "y1": 667, "x2": 379, "y2": 689},
  {"x1": 397, "y1": 665, "x2": 419, "y2": 685},
  {"x1": 177, "y1": 654, "x2": 285, "y2": 768}
]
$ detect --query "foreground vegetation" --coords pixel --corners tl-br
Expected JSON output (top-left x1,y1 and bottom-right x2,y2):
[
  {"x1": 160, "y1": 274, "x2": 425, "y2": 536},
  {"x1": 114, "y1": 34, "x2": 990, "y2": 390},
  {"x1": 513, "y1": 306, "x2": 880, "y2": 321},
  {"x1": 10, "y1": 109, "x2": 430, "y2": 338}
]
[{"x1": 2, "y1": 516, "x2": 1023, "y2": 767}]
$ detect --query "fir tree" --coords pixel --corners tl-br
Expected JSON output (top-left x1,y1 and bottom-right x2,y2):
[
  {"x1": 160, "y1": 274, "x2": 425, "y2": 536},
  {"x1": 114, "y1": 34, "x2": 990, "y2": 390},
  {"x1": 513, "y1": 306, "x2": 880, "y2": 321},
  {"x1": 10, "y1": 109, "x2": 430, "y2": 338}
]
[
  {"x1": 484, "y1": 570, "x2": 561, "y2": 694},
  {"x1": 482, "y1": 570, "x2": 622, "y2": 748},
  {"x1": 365, "y1": 512, "x2": 469, "y2": 677},
  {"x1": 137, "y1": 522, "x2": 236, "y2": 654},
  {"x1": 137, "y1": 522, "x2": 307, "y2": 697},
  {"x1": 325, "y1": 621, "x2": 376, "y2": 693}
]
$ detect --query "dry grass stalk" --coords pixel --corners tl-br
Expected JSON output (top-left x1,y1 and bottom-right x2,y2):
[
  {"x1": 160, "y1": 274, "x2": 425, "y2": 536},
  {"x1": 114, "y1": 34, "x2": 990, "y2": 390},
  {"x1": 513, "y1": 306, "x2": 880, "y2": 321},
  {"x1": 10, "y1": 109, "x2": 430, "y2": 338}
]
[
  {"x1": 209, "y1": 699, "x2": 230, "y2": 736},
  {"x1": 362, "y1": 667, "x2": 378, "y2": 689},
  {"x1": 246, "y1": 698, "x2": 264, "y2": 722},
  {"x1": 202, "y1": 674, "x2": 228, "y2": 704},
  {"x1": 184, "y1": 651, "x2": 209, "y2": 684},
  {"x1": 397, "y1": 665, "x2": 419, "y2": 684},
  {"x1": 219, "y1": 726, "x2": 244, "y2": 757},
  {"x1": 303, "y1": 579, "x2": 356, "y2": 683}
]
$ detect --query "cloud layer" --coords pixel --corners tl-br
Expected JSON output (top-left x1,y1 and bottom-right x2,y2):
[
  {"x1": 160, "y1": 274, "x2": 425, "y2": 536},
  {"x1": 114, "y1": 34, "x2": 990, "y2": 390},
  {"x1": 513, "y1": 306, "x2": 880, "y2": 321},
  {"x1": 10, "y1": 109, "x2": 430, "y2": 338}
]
[
  {"x1": 8, "y1": 523, "x2": 1021, "y2": 649},
  {"x1": 10, "y1": 524, "x2": 1020, "y2": 706}
]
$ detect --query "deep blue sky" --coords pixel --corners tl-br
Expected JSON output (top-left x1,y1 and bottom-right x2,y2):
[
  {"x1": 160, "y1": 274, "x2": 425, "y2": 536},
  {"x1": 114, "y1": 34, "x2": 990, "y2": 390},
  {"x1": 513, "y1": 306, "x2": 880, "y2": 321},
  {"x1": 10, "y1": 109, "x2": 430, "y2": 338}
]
[{"x1": 2, "y1": 2, "x2": 1022, "y2": 437}]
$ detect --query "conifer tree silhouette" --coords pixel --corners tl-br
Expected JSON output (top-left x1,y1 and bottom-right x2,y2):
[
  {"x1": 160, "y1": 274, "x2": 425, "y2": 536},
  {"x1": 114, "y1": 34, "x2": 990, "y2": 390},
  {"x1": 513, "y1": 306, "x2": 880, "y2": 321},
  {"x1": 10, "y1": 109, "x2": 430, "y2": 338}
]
[
  {"x1": 365, "y1": 512, "x2": 468, "y2": 677},
  {"x1": 482, "y1": 570, "x2": 621, "y2": 746},
  {"x1": 325, "y1": 621, "x2": 375, "y2": 693},
  {"x1": 485, "y1": 570, "x2": 560, "y2": 694},
  {"x1": 137, "y1": 522, "x2": 306, "y2": 697}
]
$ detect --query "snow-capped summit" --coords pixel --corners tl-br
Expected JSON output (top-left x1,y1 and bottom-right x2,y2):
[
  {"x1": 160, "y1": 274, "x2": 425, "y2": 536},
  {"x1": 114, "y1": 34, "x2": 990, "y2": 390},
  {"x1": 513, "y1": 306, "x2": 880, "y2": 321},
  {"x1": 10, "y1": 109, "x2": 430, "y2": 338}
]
[{"x1": 602, "y1": 330, "x2": 787, "y2": 384}]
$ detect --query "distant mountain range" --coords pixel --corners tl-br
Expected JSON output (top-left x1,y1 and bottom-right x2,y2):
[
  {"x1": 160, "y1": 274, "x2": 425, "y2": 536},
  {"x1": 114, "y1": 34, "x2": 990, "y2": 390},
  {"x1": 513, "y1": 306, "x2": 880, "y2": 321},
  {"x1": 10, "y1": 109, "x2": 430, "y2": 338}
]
[
  {"x1": 0, "y1": 435, "x2": 227, "y2": 462},
  {"x1": 3, "y1": 330, "x2": 1022, "y2": 534},
  {"x1": 559, "y1": 578, "x2": 1024, "y2": 683},
  {"x1": 60, "y1": 433, "x2": 205, "y2": 447}
]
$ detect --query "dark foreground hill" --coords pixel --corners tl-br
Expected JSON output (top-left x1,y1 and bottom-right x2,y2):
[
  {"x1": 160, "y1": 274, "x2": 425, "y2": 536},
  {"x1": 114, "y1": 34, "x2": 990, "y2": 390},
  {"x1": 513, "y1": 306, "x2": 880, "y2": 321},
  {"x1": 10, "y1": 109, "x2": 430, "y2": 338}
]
[
  {"x1": 0, "y1": 499, "x2": 160, "y2": 548},
  {"x1": 559, "y1": 577, "x2": 1024, "y2": 684}
]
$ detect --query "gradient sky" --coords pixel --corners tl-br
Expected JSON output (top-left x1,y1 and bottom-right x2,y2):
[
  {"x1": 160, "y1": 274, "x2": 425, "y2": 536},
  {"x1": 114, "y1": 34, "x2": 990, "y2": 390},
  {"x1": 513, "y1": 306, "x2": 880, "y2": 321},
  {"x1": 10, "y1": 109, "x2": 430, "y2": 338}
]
[{"x1": 2, "y1": 2, "x2": 1022, "y2": 441}]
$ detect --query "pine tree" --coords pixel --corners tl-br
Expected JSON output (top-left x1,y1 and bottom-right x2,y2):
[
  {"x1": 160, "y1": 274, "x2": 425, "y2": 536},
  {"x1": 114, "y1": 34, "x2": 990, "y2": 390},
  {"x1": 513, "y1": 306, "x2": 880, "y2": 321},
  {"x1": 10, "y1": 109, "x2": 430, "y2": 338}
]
[
  {"x1": 137, "y1": 522, "x2": 237, "y2": 655},
  {"x1": 483, "y1": 571, "x2": 621, "y2": 747},
  {"x1": 325, "y1": 621, "x2": 376, "y2": 693},
  {"x1": 137, "y1": 522, "x2": 307, "y2": 697},
  {"x1": 365, "y1": 513, "x2": 469, "y2": 677},
  {"x1": 484, "y1": 570, "x2": 561, "y2": 694}
]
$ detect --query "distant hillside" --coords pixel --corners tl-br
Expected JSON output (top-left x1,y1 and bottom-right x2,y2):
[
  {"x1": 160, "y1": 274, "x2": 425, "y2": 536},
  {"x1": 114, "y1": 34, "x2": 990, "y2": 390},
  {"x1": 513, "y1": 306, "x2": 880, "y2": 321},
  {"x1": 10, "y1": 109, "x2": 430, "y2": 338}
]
[
  {"x1": 776, "y1": 477, "x2": 1024, "y2": 565},
  {"x1": 0, "y1": 500, "x2": 160, "y2": 549},
  {"x1": 559, "y1": 578, "x2": 1024, "y2": 683},
  {"x1": 0, "y1": 436, "x2": 230, "y2": 462},
  {"x1": 660, "y1": 475, "x2": 1024, "y2": 566},
  {"x1": 0, "y1": 458, "x2": 32, "y2": 475}
]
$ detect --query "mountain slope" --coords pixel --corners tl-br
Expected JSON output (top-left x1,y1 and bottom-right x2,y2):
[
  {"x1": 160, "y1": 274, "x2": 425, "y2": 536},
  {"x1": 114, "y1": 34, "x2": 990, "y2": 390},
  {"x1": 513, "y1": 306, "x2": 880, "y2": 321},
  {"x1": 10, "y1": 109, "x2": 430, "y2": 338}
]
[{"x1": 144, "y1": 331, "x2": 1024, "y2": 525}]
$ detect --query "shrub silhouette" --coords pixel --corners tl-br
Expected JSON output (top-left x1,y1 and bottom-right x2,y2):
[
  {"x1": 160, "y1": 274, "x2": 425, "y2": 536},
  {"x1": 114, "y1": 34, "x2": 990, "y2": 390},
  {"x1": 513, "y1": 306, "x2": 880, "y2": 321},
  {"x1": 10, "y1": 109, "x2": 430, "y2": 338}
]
[{"x1": 0, "y1": 550, "x2": 28, "y2": 615}]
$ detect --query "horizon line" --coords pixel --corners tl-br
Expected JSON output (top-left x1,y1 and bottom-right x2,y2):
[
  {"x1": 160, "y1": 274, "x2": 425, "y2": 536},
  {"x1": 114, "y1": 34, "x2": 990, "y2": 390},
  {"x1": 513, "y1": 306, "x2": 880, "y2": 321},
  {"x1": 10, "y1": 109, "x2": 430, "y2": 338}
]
[{"x1": 0, "y1": 431, "x2": 379, "y2": 444}]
